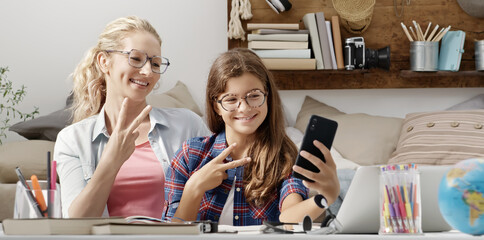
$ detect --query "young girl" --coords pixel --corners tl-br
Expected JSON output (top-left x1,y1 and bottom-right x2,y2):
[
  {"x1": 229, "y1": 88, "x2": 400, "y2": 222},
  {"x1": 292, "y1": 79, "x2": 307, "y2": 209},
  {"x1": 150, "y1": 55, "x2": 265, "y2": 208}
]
[
  {"x1": 164, "y1": 48, "x2": 339, "y2": 225},
  {"x1": 54, "y1": 16, "x2": 209, "y2": 218}
]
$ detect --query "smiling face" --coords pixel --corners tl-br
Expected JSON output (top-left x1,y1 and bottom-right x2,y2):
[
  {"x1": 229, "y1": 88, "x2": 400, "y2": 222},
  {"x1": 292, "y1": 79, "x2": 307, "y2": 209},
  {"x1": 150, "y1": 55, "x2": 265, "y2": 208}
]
[
  {"x1": 215, "y1": 72, "x2": 268, "y2": 139},
  {"x1": 102, "y1": 31, "x2": 161, "y2": 103}
]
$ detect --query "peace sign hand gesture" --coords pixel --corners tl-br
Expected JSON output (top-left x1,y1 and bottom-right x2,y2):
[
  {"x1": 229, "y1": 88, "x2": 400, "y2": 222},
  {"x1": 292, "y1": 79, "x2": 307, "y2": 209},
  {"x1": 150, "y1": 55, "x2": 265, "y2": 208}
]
[
  {"x1": 103, "y1": 98, "x2": 152, "y2": 168},
  {"x1": 186, "y1": 143, "x2": 251, "y2": 195}
]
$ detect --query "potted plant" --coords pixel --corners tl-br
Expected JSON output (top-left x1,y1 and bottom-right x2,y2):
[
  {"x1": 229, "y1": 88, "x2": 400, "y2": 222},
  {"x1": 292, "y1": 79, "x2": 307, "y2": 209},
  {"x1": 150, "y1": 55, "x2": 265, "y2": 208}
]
[{"x1": 0, "y1": 66, "x2": 39, "y2": 144}]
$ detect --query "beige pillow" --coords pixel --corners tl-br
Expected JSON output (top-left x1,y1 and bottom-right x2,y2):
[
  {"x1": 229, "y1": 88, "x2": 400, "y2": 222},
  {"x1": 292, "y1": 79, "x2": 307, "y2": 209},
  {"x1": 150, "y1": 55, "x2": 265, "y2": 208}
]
[
  {"x1": 295, "y1": 96, "x2": 345, "y2": 133},
  {"x1": 0, "y1": 140, "x2": 55, "y2": 183},
  {"x1": 388, "y1": 110, "x2": 484, "y2": 165},
  {"x1": 295, "y1": 96, "x2": 403, "y2": 166},
  {"x1": 147, "y1": 81, "x2": 203, "y2": 116}
]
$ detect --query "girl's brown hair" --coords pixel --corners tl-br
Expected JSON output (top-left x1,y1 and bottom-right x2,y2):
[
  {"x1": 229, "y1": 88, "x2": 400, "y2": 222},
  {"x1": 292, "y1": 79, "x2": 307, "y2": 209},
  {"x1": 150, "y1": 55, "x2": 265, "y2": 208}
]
[{"x1": 205, "y1": 48, "x2": 298, "y2": 206}]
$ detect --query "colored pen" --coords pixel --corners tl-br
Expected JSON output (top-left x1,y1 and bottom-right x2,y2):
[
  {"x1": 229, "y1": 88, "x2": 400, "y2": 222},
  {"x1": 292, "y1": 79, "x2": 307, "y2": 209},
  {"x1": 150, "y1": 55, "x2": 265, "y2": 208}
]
[
  {"x1": 47, "y1": 151, "x2": 51, "y2": 217},
  {"x1": 15, "y1": 167, "x2": 43, "y2": 217},
  {"x1": 31, "y1": 175, "x2": 48, "y2": 217}
]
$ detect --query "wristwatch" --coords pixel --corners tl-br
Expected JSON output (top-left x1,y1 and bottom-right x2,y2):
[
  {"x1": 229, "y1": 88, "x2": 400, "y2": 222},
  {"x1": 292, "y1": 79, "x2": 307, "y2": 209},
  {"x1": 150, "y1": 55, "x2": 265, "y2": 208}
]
[{"x1": 314, "y1": 194, "x2": 329, "y2": 209}]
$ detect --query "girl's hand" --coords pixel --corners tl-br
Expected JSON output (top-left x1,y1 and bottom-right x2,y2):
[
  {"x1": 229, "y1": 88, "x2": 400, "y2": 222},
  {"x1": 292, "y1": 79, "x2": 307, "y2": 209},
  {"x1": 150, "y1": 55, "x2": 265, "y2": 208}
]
[
  {"x1": 292, "y1": 140, "x2": 340, "y2": 203},
  {"x1": 187, "y1": 143, "x2": 251, "y2": 194},
  {"x1": 103, "y1": 98, "x2": 152, "y2": 167}
]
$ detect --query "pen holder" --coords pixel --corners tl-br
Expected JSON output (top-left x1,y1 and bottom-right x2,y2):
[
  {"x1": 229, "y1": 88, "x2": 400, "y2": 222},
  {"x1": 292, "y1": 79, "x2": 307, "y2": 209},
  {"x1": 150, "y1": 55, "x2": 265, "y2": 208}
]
[
  {"x1": 379, "y1": 165, "x2": 422, "y2": 235},
  {"x1": 410, "y1": 41, "x2": 439, "y2": 72},
  {"x1": 14, "y1": 180, "x2": 61, "y2": 218},
  {"x1": 476, "y1": 40, "x2": 484, "y2": 71}
]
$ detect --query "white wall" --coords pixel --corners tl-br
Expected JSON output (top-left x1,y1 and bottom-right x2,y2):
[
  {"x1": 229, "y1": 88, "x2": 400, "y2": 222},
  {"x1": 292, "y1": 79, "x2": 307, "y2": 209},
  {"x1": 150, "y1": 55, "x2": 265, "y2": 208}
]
[
  {"x1": 1, "y1": 0, "x2": 482, "y2": 143},
  {"x1": 1, "y1": 0, "x2": 228, "y2": 142}
]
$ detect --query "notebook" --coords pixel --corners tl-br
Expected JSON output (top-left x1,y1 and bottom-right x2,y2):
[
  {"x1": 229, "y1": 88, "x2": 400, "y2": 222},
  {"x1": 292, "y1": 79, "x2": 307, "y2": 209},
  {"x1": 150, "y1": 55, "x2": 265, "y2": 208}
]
[
  {"x1": 438, "y1": 30, "x2": 466, "y2": 71},
  {"x1": 335, "y1": 165, "x2": 453, "y2": 234}
]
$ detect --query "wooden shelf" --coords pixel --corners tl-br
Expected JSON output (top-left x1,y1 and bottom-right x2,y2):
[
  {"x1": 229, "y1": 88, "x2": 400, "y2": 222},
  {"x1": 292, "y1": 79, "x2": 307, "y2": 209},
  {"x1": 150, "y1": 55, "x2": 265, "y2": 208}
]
[
  {"x1": 270, "y1": 62, "x2": 484, "y2": 90},
  {"x1": 228, "y1": 0, "x2": 484, "y2": 90},
  {"x1": 400, "y1": 70, "x2": 484, "y2": 78}
]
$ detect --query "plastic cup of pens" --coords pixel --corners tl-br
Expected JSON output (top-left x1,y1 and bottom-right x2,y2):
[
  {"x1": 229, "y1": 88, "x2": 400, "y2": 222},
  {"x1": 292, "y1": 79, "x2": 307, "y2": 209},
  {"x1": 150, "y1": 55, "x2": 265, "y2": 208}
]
[
  {"x1": 14, "y1": 180, "x2": 61, "y2": 218},
  {"x1": 379, "y1": 164, "x2": 422, "y2": 235}
]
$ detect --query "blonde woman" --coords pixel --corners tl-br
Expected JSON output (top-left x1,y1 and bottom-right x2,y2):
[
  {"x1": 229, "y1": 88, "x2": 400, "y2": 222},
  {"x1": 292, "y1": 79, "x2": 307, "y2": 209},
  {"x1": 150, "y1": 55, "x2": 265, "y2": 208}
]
[
  {"x1": 54, "y1": 16, "x2": 209, "y2": 218},
  {"x1": 165, "y1": 48, "x2": 339, "y2": 225}
]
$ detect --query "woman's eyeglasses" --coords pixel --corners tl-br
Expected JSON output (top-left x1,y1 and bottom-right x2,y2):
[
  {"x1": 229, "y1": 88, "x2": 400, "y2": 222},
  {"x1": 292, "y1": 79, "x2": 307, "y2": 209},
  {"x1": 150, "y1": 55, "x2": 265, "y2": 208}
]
[
  {"x1": 216, "y1": 89, "x2": 267, "y2": 112},
  {"x1": 105, "y1": 49, "x2": 170, "y2": 74}
]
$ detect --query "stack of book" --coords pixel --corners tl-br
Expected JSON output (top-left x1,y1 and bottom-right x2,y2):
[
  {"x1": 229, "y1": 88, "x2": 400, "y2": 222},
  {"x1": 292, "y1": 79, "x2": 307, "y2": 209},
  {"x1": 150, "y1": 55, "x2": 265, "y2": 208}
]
[
  {"x1": 301, "y1": 12, "x2": 345, "y2": 70},
  {"x1": 247, "y1": 23, "x2": 316, "y2": 70}
]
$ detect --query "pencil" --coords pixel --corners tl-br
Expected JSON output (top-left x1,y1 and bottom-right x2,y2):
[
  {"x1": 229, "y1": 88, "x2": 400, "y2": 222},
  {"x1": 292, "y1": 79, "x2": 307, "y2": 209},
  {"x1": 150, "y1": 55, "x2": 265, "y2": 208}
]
[
  {"x1": 431, "y1": 27, "x2": 445, "y2": 42},
  {"x1": 433, "y1": 25, "x2": 451, "y2": 42},
  {"x1": 409, "y1": 26, "x2": 418, "y2": 41},
  {"x1": 400, "y1": 22, "x2": 414, "y2": 42},
  {"x1": 426, "y1": 24, "x2": 439, "y2": 41},
  {"x1": 423, "y1": 22, "x2": 432, "y2": 39}
]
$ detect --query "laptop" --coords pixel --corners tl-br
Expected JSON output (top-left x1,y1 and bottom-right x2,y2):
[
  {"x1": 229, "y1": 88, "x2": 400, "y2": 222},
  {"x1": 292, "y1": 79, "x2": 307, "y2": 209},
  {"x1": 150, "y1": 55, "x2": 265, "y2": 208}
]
[{"x1": 335, "y1": 165, "x2": 453, "y2": 234}]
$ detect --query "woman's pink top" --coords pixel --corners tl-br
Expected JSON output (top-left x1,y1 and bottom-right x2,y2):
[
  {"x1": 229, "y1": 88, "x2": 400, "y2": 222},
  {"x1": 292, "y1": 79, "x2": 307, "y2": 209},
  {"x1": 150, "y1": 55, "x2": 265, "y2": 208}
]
[{"x1": 107, "y1": 141, "x2": 164, "y2": 218}]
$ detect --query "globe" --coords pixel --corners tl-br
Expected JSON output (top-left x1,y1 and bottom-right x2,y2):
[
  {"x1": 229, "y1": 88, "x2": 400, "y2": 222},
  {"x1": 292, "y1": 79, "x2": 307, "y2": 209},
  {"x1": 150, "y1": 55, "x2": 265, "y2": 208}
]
[{"x1": 438, "y1": 158, "x2": 484, "y2": 236}]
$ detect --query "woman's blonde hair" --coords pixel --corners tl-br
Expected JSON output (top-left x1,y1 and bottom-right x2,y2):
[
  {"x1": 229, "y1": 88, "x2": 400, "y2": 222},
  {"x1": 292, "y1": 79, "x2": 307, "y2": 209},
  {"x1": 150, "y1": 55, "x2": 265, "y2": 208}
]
[
  {"x1": 71, "y1": 16, "x2": 161, "y2": 123},
  {"x1": 206, "y1": 48, "x2": 298, "y2": 207}
]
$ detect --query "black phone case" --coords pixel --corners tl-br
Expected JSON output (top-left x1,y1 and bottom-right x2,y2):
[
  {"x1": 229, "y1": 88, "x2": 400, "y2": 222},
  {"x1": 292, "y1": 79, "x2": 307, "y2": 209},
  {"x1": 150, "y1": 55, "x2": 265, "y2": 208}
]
[{"x1": 293, "y1": 115, "x2": 338, "y2": 182}]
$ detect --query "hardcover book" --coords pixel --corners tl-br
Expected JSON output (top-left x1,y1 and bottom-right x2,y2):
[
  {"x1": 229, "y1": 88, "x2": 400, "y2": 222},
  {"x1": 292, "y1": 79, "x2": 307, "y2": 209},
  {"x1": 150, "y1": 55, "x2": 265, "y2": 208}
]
[
  {"x1": 247, "y1": 33, "x2": 308, "y2": 42},
  {"x1": 315, "y1": 12, "x2": 332, "y2": 69},
  {"x1": 261, "y1": 58, "x2": 316, "y2": 70},
  {"x1": 331, "y1": 16, "x2": 345, "y2": 69},
  {"x1": 247, "y1": 23, "x2": 299, "y2": 31},
  {"x1": 91, "y1": 222, "x2": 203, "y2": 235},
  {"x1": 248, "y1": 41, "x2": 308, "y2": 50},
  {"x1": 302, "y1": 13, "x2": 324, "y2": 69},
  {"x1": 2, "y1": 217, "x2": 126, "y2": 235},
  {"x1": 253, "y1": 49, "x2": 311, "y2": 59},
  {"x1": 252, "y1": 29, "x2": 309, "y2": 35}
]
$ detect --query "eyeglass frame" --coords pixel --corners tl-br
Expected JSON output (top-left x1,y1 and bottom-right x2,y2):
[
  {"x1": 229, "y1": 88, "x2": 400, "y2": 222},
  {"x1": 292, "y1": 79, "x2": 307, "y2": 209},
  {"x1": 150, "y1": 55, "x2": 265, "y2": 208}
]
[
  {"x1": 104, "y1": 49, "x2": 170, "y2": 74},
  {"x1": 215, "y1": 89, "x2": 268, "y2": 112}
]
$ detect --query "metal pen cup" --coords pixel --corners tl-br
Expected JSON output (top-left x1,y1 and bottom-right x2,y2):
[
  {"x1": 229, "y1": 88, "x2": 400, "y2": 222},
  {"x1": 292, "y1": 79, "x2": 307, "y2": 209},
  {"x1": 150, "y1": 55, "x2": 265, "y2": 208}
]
[
  {"x1": 410, "y1": 41, "x2": 439, "y2": 72},
  {"x1": 475, "y1": 40, "x2": 484, "y2": 71}
]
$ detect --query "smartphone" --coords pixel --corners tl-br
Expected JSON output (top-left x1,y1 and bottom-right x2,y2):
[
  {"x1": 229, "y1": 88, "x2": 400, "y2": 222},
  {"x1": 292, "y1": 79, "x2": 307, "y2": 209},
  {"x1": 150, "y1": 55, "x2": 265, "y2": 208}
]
[{"x1": 293, "y1": 115, "x2": 338, "y2": 182}]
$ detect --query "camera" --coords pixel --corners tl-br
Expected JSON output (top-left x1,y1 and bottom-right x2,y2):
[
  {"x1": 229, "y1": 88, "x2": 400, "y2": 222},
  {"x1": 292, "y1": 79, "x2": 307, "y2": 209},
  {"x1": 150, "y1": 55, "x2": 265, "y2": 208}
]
[{"x1": 344, "y1": 37, "x2": 391, "y2": 70}]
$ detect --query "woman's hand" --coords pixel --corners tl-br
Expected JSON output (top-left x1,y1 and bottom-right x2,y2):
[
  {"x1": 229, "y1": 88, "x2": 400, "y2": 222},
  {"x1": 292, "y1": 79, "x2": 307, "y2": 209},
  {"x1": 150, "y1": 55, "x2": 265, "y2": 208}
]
[
  {"x1": 292, "y1": 140, "x2": 340, "y2": 204},
  {"x1": 186, "y1": 143, "x2": 251, "y2": 195},
  {"x1": 103, "y1": 98, "x2": 152, "y2": 167}
]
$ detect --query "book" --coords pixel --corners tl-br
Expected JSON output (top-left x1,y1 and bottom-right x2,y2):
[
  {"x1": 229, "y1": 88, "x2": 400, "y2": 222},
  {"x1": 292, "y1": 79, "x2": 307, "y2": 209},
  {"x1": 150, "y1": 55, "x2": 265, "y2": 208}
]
[
  {"x1": 247, "y1": 23, "x2": 299, "y2": 31},
  {"x1": 248, "y1": 41, "x2": 308, "y2": 50},
  {"x1": 438, "y1": 30, "x2": 466, "y2": 71},
  {"x1": 331, "y1": 16, "x2": 345, "y2": 69},
  {"x1": 302, "y1": 13, "x2": 324, "y2": 69},
  {"x1": 2, "y1": 217, "x2": 126, "y2": 235},
  {"x1": 261, "y1": 58, "x2": 316, "y2": 70},
  {"x1": 91, "y1": 222, "x2": 203, "y2": 235},
  {"x1": 326, "y1": 21, "x2": 338, "y2": 70},
  {"x1": 253, "y1": 49, "x2": 311, "y2": 59},
  {"x1": 251, "y1": 29, "x2": 310, "y2": 35},
  {"x1": 247, "y1": 33, "x2": 308, "y2": 42},
  {"x1": 315, "y1": 12, "x2": 332, "y2": 69}
]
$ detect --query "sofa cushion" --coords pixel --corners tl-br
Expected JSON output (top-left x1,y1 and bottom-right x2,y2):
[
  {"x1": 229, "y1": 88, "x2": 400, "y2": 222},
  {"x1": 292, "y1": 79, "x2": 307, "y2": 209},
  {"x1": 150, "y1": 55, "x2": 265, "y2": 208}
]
[
  {"x1": 0, "y1": 140, "x2": 54, "y2": 183},
  {"x1": 388, "y1": 110, "x2": 484, "y2": 165},
  {"x1": 147, "y1": 81, "x2": 203, "y2": 116},
  {"x1": 0, "y1": 184, "x2": 17, "y2": 221},
  {"x1": 9, "y1": 81, "x2": 202, "y2": 142},
  {"x1": 295, "y1": 96, "x2": 403, "y2": 166}
]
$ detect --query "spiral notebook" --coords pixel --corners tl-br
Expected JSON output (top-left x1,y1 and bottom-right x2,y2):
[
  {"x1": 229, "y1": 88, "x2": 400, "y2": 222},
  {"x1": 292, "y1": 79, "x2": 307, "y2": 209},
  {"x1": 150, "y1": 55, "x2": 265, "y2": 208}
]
[{"x1": 336, "y1": 165, "x2": 453, "y2": 234}]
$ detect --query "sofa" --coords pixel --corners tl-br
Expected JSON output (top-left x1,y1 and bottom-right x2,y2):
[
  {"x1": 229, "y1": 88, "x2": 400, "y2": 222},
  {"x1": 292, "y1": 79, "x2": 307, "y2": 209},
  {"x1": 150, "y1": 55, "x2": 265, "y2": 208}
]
[{"x1": 1, "y1": 81, "x2": 483, "y2": 221}]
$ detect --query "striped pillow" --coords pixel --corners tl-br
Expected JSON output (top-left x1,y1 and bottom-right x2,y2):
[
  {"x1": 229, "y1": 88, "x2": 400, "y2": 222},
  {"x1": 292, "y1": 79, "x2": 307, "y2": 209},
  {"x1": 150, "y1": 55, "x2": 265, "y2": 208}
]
[{"x1": 388, "y1": 110, "x2": 484, "y2": 165}]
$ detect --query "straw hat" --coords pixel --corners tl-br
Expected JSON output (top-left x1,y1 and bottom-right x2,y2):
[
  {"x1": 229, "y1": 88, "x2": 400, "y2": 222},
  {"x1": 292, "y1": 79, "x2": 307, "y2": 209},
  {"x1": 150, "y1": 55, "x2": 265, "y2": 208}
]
[{"x1": 332, "y1": 0, "x2": 376, "y2": 34}]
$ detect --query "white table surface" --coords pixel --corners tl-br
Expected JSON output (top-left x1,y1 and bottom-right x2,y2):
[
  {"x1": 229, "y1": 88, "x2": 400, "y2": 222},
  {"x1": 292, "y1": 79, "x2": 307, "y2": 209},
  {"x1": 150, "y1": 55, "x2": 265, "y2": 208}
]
[{"x1": 2, "y1": 223, "x2": 484, "y2": 240}]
